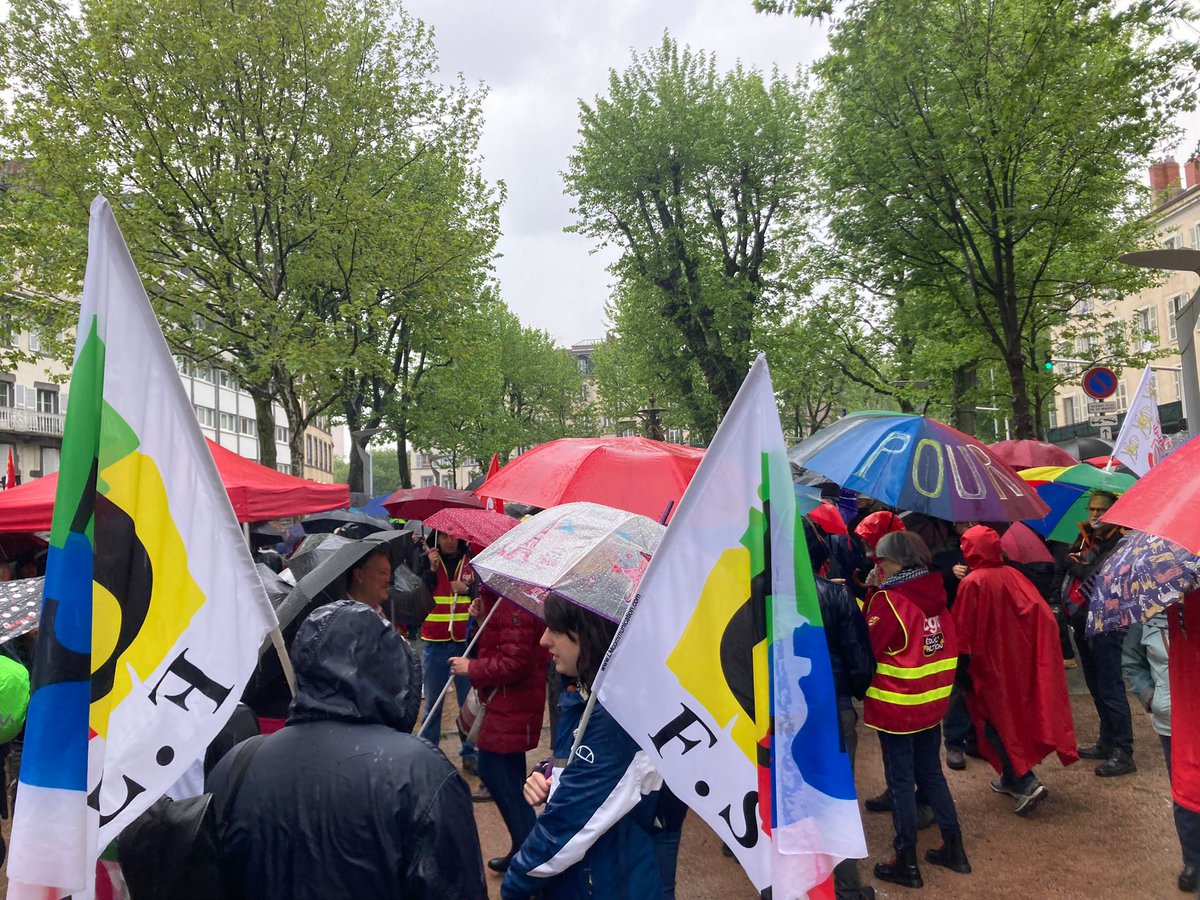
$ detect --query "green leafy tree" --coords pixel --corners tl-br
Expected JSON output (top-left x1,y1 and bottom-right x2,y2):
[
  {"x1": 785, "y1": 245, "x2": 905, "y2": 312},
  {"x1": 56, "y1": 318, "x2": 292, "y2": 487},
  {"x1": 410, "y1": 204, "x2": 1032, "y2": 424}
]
[
  {"x1": 1, "y1": 0, "x2": 493, "y2": 467},
  {"x1": 809, "y1": 0, "x2": 1198, "y2": 438},
  {"x1": 564, "y1": 34, "x2": 815, "y2": 435}
]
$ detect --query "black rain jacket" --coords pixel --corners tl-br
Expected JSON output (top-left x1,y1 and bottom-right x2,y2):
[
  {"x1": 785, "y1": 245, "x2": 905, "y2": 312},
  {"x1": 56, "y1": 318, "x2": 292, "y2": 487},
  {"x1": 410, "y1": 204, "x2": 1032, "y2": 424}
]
[{"x1": 208, "y1": 600, "x2": 486, "y2": 900}]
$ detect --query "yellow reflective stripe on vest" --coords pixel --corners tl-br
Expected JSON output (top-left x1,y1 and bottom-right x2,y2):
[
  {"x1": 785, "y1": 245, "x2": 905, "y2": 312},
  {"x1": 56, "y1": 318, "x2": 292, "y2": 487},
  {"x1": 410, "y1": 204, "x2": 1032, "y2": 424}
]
[
  {"x1": 865, "y1": 684, "x2": 954, "y2": 706},
  {"x1": 426, "y1": 613, "x2": 471, "y2": 622},
  {"x1": 875, "y1": 657, "x2": 959, "y2": 680}
]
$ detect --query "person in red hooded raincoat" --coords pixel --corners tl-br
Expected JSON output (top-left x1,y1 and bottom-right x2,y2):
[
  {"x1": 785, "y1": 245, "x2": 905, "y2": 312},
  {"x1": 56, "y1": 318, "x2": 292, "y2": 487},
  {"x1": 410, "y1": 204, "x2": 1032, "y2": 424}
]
[{"x1": 953, "y1": 526, "x2": 1078, "y2": 815}]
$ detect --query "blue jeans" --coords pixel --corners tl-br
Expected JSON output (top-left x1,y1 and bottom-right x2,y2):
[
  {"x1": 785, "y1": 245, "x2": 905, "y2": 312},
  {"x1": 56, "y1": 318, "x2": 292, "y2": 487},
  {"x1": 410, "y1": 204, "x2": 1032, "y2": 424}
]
[
  {"x1": 478, "y1": 750, "x2": 534, "y2": 856},
  {"x1": 1162, "y1": 736, "x2": 1200, "y2": 868},
  {"x1": 985, "y1": 722, "x2": 1037, "y2": 792},
  {"x1": 418, "y1": 640, "x2": 474, "y2": 758},
  {"x1": 878, "y1": 724, "x2": 962, "y2": 853}
]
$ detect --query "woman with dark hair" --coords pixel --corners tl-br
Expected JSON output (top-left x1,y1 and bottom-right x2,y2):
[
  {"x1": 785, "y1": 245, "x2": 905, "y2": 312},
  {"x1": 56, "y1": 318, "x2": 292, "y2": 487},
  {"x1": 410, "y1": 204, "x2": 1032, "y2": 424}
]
[{"x1": 500, "y1": 595, "x2": 664, "y2": 900}]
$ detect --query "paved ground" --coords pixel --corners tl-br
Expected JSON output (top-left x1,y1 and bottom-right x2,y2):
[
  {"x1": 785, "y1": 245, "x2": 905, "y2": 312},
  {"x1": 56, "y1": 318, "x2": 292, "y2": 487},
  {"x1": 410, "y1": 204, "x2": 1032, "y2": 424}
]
[
  {"x1": 461, "y1": 666, "x2": 1186, "y2": 899},
  {"x1": 0, "y1": 667, "x2": 1181, "y2": 898}
]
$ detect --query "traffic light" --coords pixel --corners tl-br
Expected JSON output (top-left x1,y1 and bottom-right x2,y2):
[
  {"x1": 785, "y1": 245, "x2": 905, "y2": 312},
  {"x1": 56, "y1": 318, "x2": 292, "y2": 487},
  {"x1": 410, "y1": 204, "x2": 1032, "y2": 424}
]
[{"x1": 1043, "y1": 352, "x2": 1054, "y2": 371}]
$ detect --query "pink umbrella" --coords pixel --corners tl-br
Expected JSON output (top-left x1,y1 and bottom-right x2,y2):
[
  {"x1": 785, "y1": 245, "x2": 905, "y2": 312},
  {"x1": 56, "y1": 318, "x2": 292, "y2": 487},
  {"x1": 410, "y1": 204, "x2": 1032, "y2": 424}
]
[
  {"x1": 988, "y1": 439, "x2": 1077, "y2": 469},
  {"x1": 1000, "y1": 522, "x2": 1054, "y2": 565},
  {"x1": 424, "y1": 507, "x2": 519, "y2": 554}
]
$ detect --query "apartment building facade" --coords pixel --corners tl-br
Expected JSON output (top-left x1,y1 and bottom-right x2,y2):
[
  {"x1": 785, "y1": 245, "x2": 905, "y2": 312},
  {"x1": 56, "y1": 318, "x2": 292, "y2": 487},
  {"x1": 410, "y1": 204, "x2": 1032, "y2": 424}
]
[{"x1": 1049, "y1": 158, "x2": 1199, "y2": 443}]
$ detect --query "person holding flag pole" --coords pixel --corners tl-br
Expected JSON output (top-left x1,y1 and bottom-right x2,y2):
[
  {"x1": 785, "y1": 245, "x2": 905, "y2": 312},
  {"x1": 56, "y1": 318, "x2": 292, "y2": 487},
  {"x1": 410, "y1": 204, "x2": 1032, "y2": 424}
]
[
  {"x1": 575, "y1": 355, "x2": 867, "y2": 899},
  {"x1": 6, "y1": 197, "x2": 279, "y2": 898}
]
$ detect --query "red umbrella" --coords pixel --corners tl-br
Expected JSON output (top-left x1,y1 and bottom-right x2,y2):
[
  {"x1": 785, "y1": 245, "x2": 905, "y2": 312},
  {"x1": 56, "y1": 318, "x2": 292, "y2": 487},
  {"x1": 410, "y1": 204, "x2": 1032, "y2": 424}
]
[
  {"x1": 424, "y1": 507, "x2": 518, "y2": 553},
  {"x1": 999, "y1": 522, "x2": 1053, "y2": 565},
  {"x1": 807, "y1": 500, "x2": 848, "y2": 536},
  {"x1": 472, "y1": 436, "x2": 704, "y2": 521},
  {"x1": 988, "y1": 439, "x2": 1077, "y2": 469},
  {"x1": 382, "y1": 485, "x2": 483, "y2": 520},
  {"x1": 1104, "y1": 436, "x2": 1200, "y2": 554}
]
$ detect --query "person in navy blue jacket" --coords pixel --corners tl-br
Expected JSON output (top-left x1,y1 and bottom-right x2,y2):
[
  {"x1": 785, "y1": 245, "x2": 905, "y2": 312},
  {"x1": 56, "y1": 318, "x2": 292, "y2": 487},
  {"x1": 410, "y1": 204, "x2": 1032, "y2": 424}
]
[{"x1": 501, "y1": 594, "x2": 664, "y2": 900}]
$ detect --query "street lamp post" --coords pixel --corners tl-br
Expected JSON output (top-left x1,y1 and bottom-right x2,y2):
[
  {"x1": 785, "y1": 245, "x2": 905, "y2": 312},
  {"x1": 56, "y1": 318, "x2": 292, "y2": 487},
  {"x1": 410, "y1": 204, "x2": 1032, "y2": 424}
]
[
  {"x1": 1118, "y1": 249, "x2": 1200, "y2": 432},
  {"x1": 349, "y1": 427, "x2": 385, "y2": 496}
]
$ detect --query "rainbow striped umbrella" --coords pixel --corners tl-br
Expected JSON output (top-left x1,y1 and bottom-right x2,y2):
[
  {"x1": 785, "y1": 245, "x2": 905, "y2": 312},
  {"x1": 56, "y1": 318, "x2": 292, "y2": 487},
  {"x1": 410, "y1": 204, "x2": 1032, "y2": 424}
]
[{"x1": 1019, "y1": 464, "x2": 1137, "y2": 544}]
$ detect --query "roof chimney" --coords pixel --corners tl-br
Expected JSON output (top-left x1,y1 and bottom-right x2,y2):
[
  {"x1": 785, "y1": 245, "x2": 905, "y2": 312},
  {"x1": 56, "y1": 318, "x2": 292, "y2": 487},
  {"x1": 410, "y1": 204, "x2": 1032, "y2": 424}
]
[
  {"x1": 1150, "y1": 158, "x2": 1183, "y2": 204},
  {"x1": 1185, "y1": 157, "x2": 1200, "y2": 191}
]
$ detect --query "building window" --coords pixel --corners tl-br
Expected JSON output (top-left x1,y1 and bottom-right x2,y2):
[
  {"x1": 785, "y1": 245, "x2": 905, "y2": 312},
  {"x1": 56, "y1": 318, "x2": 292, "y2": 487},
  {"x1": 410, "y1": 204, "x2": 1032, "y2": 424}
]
[
  {"x1": 1062, "y1": 395, "x2": 1079, "y2": 426},
  {"x1": 240, "y1": 416, "x2": 256, "y2": 436},
  {"x1": 277, "y1": 463, "x2": 291, "y2": 475},
  {"x1": 1174, "y1": 370, "x2": 1183, "y2": 401},
  {"x1": 420, "y1": 475, "x2": 436, "y2": 488},
  {"x1": 1047, "y1": 409, "x2": 1058, "y2": 430},
  {"x1": 194, "y1": 405, "x2": 214, "y2": 427},
  {"x1": 415, "y1": 452, "x2": 431, "y2": 469},
  {"x1": 1133, "y1": 306, "x2": 1160, "y2": 347},
  {"x1": 1163, "y1": 234, "x2": 1182, "y2": 251},
  {"x1": 618, "y1": 425, "x2": 637, "y2": 438},
  {"x1": 36, "y1": 388, "x2": 59, "y2": 414},
  {"x1": 306, "y1": 434, "x2": 313, "y2": 465},
  {"x1": 41, "y1": 446, "x2": 60, "y2": 475},
  {"x1": 667, "y1": 428, "x2": 683, "y2": 444},
  {"x1": 1105, "y1": 321, "x2": 1124, "y2": 348},
  {"x1": 218, "y1": 369, "x2": 236, "y2": 389},
  {"x1": 1116, "y1": 383, "x2": 1129, "y2": 413},
  {"x1": 0, "y1": 317, "x2": 15, "y2": 348},
  {"x1": 0, "y1": 382, "x2": 11, "y2": 408},
  {"x1": 28, "y1": 332, "x2": 41, "y2": 353},
  {"x1": 193, "y1": 364, "x2": 213, "y2": 382},
  {"x1": 275, "y1": 425, "x2": 289, "y2": 443},
  {"x1": 1169, "y1": 294, "x2": 1187, "y2": 342}
]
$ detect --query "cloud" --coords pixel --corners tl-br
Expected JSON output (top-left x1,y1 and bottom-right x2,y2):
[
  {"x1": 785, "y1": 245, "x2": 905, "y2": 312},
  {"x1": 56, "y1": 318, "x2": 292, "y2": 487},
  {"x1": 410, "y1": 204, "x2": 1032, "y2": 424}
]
[{"x1": 404, "y1": 0, "x2": 827, "y2": 344}]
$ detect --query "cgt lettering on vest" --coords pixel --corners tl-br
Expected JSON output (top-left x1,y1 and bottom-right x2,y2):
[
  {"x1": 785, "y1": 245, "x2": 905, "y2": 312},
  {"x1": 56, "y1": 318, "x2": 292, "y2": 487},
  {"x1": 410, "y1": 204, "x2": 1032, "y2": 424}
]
[
  {"x1": 855, "y1": 433, "x2": 1030, "y2": 502},
  {"x1": 88, "y1": 647, "x2": 232, "y2": 827},
  {"x1": 648, "y1": 703, "x2": 762, "y2": 851}
]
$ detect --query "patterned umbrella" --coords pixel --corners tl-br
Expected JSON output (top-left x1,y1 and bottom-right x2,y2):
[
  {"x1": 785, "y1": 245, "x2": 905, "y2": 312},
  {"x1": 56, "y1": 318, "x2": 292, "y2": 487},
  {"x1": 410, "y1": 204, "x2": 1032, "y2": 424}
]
[
  {"x1": 1084, "y1": 530, "x2": 1200, "y2": 635},
  {"x1": 0, "y1": 576, "x2": 43, "y2": 646},
  {"x1": 469, "y1": 502, "x2": 665, "y2": 622},
  {"x1": 1019, "y1": 464, "x2": 1137, "y2": 544},
  {"x1": 788, "y1": 412, "x2": 1048, "y2": 522}
]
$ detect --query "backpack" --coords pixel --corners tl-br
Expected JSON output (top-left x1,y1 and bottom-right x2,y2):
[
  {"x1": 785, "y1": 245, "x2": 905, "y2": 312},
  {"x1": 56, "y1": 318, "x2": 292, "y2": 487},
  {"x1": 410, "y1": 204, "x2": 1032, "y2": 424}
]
[{"x1": 117, "y1": 734, "x2": 266, "y2": 900}]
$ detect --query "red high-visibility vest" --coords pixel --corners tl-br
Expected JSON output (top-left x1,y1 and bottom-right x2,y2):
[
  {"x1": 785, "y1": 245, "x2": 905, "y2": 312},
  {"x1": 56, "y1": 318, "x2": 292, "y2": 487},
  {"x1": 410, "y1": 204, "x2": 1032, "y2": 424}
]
[
  {"x1": 421, "y1": 555, "x2": 470, "y2": 643},
  {"x1": 863, "y1": 586, "x2": 958, "y2": 735}
]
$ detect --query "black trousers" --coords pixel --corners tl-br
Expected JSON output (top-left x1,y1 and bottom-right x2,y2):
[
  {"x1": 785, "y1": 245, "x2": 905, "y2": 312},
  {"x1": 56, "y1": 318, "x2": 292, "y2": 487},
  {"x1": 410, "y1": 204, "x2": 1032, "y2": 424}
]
[{"x1": 1072, "y1": 612, "x2": 1133, "y2": 755}]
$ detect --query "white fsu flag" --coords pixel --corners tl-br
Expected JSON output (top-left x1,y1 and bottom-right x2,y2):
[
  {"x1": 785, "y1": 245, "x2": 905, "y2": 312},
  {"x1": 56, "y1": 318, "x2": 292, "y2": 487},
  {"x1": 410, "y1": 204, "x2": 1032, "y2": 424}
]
[
  {"x1": 598, "y1": 355, "x2": 866, "y2": 899},
  {"x1": 1112, "y1": 365, "x2": 1169, "y2": 475},
  {"x1": 8, "y1": 197, "x2": 278, "y2": 897}
]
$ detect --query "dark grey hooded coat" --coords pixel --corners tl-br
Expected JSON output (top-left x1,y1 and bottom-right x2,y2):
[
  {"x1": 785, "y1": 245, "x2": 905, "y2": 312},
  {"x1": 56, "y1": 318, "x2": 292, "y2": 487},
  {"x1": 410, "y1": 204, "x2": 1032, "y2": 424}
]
[{"x1": 208, "y1": 600, "x2": 486, "y2": 899}]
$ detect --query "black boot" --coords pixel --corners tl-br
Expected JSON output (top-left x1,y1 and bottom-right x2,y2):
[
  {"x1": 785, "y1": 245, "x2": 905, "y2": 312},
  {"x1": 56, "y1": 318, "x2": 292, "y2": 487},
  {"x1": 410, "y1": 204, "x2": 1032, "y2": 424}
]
[
  {"x1": 864, "y1": 790, "x2": 892, "y2": 812},
  {"x1": 1078, "y1": 742, "x2": 1113, "y2": 760},
  {"x1": 925, "y1": 831, "x2": 971, "y2": 874},
  {"x1": 1095, "y1": 749, "x2": 1136, "y2": 777},
  {"x1": 874, "y1": 847, "x2": 923, "y2": 888}
]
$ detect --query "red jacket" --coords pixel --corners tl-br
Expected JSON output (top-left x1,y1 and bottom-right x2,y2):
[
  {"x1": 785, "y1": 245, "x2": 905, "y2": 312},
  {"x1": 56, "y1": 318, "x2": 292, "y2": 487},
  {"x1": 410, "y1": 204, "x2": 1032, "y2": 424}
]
[
  {"x1": 468, "y1": 590, "x2": 549, "y2": 754},
  {"x1": 864, "y1": 569, "x2": 957, "y2": 734},
  {"x1": 954, "y1": 526, "x2": 1078, "y2": 774},
  {"x1": 1170, "y1": 598, "x2": 1200, "y2": 813}
]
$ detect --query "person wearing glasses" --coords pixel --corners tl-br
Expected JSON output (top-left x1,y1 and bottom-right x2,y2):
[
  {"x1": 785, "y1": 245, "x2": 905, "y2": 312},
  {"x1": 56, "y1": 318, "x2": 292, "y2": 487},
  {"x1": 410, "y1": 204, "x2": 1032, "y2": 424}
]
[{"x1": 1061, "y1": 490, "x2": 1134, "y2": 777}]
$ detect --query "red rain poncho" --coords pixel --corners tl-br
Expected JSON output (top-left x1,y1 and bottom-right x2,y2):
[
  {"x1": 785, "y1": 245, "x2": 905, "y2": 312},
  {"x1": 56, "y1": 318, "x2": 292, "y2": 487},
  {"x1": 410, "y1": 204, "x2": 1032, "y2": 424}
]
[{"x1": 954, "y1": 526, "x2": 1078, "y2": 775}]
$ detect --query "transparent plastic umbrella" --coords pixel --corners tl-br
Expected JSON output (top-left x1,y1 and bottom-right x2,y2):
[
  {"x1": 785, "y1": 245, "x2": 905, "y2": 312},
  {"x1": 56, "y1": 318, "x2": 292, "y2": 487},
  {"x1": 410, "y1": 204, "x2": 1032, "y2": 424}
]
[{"x1": 469, "y1": 502, "x2": 666, "y2": 622}]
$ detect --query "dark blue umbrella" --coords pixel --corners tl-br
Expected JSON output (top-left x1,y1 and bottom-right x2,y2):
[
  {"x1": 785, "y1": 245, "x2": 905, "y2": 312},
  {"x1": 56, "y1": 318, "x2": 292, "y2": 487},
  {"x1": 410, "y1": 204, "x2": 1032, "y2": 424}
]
[{"x1": 788, "y1": 412, "x2": 1049, "y2": 522}]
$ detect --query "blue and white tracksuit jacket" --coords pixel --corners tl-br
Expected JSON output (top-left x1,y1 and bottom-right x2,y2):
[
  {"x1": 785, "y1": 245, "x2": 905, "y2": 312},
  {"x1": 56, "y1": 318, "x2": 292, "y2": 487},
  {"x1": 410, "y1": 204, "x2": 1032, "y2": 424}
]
[{"x1": 501, "y1": 689, "x2": 664, "y2": 899}]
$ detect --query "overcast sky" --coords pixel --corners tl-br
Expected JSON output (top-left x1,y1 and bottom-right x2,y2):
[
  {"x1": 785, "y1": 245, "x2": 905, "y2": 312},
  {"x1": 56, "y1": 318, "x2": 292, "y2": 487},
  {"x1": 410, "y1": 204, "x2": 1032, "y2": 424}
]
[{"x1": 401, "y1": 0, "x2": 829, "y2": 346}]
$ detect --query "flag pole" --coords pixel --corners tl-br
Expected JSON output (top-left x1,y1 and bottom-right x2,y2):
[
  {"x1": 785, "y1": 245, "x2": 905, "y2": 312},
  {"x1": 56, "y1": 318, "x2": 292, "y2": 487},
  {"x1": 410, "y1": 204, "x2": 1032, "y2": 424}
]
[{"x1": 416, "y1": 595, "x2": 503, "y2": 735}]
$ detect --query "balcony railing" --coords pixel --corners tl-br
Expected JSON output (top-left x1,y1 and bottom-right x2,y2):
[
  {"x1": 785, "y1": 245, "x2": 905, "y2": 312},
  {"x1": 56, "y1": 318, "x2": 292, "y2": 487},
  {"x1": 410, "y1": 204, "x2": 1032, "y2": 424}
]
[{"x1": 0, "y1": 406, "x2": 65, "y2": 437}]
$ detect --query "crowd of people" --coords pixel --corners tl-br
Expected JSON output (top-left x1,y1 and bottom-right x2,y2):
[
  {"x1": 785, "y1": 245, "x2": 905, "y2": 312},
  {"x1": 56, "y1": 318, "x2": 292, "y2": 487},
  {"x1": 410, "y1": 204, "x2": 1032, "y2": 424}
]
[{"x1": 0, "y1": 477, "x2": 1186, "y2": 899}]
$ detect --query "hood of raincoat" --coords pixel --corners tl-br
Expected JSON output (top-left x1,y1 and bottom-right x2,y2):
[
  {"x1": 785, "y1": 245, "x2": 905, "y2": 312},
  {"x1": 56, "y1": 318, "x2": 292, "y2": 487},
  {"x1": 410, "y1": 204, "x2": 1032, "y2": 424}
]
[
  {"x1": 961, "y1": 525, "x2": 1004, "y2": 570},
  {"x1": 855, "y1": 509, "x2": 905, "y2": 556},
  {"x1": 288, "y1": 599, "x2": 420, "y2": 732}
]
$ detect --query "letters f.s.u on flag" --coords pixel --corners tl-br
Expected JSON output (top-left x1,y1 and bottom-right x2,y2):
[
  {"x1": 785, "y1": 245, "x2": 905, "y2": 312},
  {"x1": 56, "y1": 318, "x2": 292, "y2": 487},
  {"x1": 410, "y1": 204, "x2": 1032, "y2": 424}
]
[
  {"x1": 598, "y1": 355, "x2": 866, "y2": 898},
  {"x1": 8, "y1": 197, "x2": 278, "y2": 898}
]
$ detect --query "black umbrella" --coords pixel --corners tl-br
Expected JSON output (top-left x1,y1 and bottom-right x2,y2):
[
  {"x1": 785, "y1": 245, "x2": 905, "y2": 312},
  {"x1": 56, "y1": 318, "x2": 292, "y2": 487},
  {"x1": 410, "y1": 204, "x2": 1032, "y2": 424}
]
[
  {"x1": 286, "y1": 533, "x2": 356, "y2": 581},
  {"x1": 256, "y1": 563, "x2": 293, "y2": 611},
  {"x1": 300, "y1": 509, "x2": 393, "y2": 536}
]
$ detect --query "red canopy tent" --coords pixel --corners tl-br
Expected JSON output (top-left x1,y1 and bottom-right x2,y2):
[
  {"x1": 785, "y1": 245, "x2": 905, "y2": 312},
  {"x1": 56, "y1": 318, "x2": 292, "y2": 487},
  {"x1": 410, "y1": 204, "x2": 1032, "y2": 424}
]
[{"x1": 0, "y1": 438, "x2": 348, "y2": 532}]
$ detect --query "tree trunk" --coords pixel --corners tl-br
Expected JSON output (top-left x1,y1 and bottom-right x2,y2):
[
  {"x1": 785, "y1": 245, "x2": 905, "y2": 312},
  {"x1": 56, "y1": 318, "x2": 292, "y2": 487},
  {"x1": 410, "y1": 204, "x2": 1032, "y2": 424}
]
[
  {"x1": 1007, "y1": 356, "x2": 1036, "y2": 438},
  {"x1": 950, "y1": 365, "x2": 978, "y2": 436},
  {"x1": 396, "y1": 431, "x2": 412, "y2": 489},
  {"x1": 343, "y1": 399, "x2": 365, "y2": 493},
  {"x1": 250, "y1": 388, "x2": 276, "y2": 469}
]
